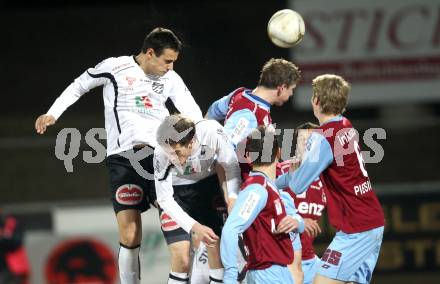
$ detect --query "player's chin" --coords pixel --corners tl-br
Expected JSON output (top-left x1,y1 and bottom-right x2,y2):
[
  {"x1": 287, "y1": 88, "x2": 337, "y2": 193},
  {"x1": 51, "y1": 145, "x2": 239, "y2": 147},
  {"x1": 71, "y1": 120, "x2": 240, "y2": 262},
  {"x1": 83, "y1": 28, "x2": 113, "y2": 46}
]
[{"x1": 275, "y1": 101, "x2": 286, "y2": 107}]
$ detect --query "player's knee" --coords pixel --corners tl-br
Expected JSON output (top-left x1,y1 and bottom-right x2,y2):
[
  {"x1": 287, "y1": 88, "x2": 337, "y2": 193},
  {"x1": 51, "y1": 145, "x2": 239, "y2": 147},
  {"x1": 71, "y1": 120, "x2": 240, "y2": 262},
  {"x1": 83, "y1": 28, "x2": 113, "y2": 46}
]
[
  {"x1": 169, "y1": 246, "x2": 191, "y2": 272},
  {"x1": 119, "y1": 223, "x2": 141, "y2": 246}
]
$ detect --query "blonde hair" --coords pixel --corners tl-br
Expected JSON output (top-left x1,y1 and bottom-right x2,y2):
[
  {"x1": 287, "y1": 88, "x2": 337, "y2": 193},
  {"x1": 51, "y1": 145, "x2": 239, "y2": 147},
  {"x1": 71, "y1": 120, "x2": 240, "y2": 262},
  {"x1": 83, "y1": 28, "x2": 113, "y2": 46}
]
[{"x1": 312, "y1": 74, "x2": 350, "y2": 115}]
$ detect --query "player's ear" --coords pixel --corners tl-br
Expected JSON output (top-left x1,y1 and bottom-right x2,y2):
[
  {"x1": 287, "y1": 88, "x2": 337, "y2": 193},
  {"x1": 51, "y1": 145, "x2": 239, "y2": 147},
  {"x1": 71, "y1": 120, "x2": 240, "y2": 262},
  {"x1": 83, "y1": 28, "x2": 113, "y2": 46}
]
[
  {"x1": 276, "y1": 84, "x2": 285, "y2": 96},
  {"x1": 145, "y1": 48, "x2": 155, "y2": 58}
]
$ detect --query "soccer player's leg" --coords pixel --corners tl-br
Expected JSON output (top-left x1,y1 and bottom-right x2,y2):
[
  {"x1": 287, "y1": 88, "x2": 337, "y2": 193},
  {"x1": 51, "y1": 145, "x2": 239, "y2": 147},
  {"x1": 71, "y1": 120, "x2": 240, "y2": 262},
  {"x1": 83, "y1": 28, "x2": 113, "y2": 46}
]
[
  {"x1": 313, "y1": 226, "x2": 384, "y2": 284},
  {"x1": 159, "y1": 207, "x2": 192, "y2": 284},
  {"x1": 247, "y1": 264, "x2": 294, "y2": 284},
  {"x1": 107, "y1": 153, "x2": 154, "y2": 284},
  {"x1": 189, "y1": 237, "x2": 210, "y2": 284},
  {"x1": 288, "y1": 233, "x2": 303, "y2": 284},
  {"x1": 193, "y1": 175, "x2": 228, "y2": 283},
  {"x1": 288, "y1": 249, "x2": 303, "y2": 284},
  {"x1": 302, "y1": 256, "x2": 320, "y2": 284},
  {"x1": 116, "y1": 210, "x2": 142, "y2": 284}
]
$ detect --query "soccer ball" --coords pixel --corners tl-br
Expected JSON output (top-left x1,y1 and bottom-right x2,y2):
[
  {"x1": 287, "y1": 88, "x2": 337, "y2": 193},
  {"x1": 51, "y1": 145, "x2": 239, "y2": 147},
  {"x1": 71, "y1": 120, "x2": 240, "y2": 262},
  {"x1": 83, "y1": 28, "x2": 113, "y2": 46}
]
[{"x1": 267, "y1": 9, "x2": 305, "y2": 48}]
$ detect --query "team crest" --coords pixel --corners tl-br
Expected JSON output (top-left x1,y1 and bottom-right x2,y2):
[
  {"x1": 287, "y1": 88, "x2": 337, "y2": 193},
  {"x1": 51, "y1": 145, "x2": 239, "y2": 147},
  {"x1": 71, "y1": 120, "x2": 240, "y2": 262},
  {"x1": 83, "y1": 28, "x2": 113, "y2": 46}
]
[
  {"x1": 125, "y1": 76, "x2": 136, "y2": 86},
  {"x1": 152, "y1": 82, "x2": 164, "y2": 94}
]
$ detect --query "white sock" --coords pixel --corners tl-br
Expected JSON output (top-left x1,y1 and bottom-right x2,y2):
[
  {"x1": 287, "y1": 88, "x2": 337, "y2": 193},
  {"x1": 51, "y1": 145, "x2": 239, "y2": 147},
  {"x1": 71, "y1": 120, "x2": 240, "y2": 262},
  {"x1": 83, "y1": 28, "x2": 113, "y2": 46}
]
[
  {"x1": 209, "y1": 268, "x2": 224, "y2": 283},
  {"x1": 190, "y1": 242, "x2": 209, "y2": 284},
  {"x1": 168, "y1": 271, "x2": 189, "y2": 283},
  {"x1": 118, "y1": 244, "x2": 140, "y2": 284}
]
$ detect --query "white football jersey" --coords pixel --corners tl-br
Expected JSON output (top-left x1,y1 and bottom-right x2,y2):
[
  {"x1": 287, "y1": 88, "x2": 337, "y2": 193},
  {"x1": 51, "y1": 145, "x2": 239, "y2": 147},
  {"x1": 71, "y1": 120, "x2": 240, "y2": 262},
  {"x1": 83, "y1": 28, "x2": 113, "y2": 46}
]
[
  {"x1": 154, "y1": 120, "x2": 241, "y2": 233},
  {"x1": 47, "y1": 56, "x2": 203, "y2": 156}
]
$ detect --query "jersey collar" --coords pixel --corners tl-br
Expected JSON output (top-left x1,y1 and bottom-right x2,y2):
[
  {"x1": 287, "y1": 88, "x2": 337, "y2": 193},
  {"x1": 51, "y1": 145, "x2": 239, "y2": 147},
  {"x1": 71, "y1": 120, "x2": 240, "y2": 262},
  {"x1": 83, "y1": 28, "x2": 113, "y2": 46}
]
[
  {"x1": 321, "y1": 115, "x2": 343, "y2": 126},
  {"x1": 243, "y1": 90, "x2": 271, "y2": 110}
]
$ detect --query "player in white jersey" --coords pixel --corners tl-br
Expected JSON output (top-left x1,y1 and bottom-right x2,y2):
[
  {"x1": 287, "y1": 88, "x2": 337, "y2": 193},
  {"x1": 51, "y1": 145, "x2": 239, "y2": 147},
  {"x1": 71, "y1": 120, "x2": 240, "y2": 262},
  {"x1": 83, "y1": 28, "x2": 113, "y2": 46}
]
[
  {"x1": 154, "y1": 115, "x2": 241, "y2": 283},
  {"x1": 34, "y1": 28, "x2": 203, "y2": 284}
]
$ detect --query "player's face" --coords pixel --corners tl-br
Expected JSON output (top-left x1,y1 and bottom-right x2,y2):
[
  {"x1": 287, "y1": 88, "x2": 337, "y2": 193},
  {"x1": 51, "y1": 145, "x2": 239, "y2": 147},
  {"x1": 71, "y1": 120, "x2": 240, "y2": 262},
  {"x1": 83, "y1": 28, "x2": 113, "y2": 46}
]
[
  {"x1": 274, "y1": 83, "x2": 296, "y2": 106},
  {"x1": 295, "y1": 129, "x2": 312, "y2": 161},
  {"x1": 167, "y1": 141, "x2": 194, "y2": 165},
  {"x1": 146, "y1": 48, "x2": 179, "y2": 77}
]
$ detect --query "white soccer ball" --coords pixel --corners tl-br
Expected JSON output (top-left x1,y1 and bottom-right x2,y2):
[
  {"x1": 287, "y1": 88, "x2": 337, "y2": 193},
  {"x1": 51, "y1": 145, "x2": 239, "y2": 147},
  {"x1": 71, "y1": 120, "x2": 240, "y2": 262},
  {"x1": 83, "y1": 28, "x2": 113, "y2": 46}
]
[{"x1": 267, "y1": 9, "x2": 305, "y2": 48}]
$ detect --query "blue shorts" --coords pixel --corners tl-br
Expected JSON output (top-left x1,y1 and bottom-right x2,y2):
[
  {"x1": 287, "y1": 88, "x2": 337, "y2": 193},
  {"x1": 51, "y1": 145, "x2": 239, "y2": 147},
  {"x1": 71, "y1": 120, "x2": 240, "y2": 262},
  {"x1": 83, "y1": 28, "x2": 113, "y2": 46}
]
[
  {"x1": 247, "y1": 264, "x2": 293, "y2": 284},
  {"x1": 317, "y1": 226, "x2": 384, "y2": 283},
  {"x1": 302, "y1": 256, "x2": 320, "y2": 284},
  {"x1": 289, "y1": 232, "x2": 302, "y2": 251}
]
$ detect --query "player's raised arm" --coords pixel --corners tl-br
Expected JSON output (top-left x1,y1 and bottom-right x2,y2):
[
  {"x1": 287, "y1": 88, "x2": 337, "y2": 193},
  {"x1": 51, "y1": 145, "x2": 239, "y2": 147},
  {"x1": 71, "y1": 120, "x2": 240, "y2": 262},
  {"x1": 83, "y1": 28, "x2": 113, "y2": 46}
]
[
  {"x1": 205, "y1": 90, "x2": 237, "y2": 120},
  {"x1": 35, "y1": 114, "x2": 56, "y2": 134},
  {"x1": 34, "y1": 58, "x2": 112, "y2": 134},
  {"x1": 168, "y1": 71, "x2": 203, "y2": 122},
  {"x1": 220, "y1": 184, "x2": 267, "y2": 284},
  {"x1": 223, "y1": 109, "x2": 258, "y2": 148},
  {"x1": 276, "y1": 132, "x2": 333, "y2": 194}
]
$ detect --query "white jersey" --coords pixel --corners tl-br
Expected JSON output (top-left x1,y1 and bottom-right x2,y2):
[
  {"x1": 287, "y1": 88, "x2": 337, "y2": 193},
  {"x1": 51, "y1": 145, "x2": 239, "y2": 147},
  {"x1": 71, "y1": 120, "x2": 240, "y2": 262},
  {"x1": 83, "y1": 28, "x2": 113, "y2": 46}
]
[
  {"x1": 154, "y1": 120, "x2": 241, "y2": 233},
  {"x1": 47, "y1": 55, "x2": 203, "y2": 156}
]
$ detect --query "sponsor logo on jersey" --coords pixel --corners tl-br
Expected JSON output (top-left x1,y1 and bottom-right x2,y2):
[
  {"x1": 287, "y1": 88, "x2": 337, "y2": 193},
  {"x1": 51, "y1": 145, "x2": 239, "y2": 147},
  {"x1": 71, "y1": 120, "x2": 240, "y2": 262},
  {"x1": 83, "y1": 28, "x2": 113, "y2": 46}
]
[
  {"x1": 298, "y1": 202, "x2": 325, "y2": 216},
  {"x1": 230, "y1": 117, "x2": 249, "y2": 145},
  {"x1": 160, "y1": 212, "x2": 180, "y2": 231},
  {"x1": 111, "y1": 62, "x2": 131, "y2": 72},
  {"x1": 135, "y1": 96, "x2": 153, "y2": 108},
  {"x1": 115, "y1": 184, "x2": 143, "y2": 205},
  {"x1": 239, "y1": 192, "x2": 261, "y2": 220},
  {"x1": 152, "y1": 82, "x2": 164, "y2": 94}
]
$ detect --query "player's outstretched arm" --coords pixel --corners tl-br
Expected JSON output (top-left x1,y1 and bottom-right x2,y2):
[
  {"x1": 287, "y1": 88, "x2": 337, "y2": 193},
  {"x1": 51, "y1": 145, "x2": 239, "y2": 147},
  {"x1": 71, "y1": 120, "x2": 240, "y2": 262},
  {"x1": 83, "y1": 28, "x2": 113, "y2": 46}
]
[
  {"x1": 35, "y1": 114, "x2": 56, "y2": 134},
  {"x1": 278, "y1": 191, "x2": 304, "y2": 233},
  {"x1": 276, "y1": 132, "x2": 333, "y2": 195},
  {"x1": 191, "y1": 223, "x2": 219, "y2": 247}
]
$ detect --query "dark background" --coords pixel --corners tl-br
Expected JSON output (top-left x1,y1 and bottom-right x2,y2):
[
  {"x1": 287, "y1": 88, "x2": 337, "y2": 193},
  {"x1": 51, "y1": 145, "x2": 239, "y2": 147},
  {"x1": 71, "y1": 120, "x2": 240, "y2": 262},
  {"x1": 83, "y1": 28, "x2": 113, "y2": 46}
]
[
  {"x1": 2, "y1": 0, "x2": 439, "y2": 203},
  {"x1": 1, "y1": 0, "x2": 440, "y2": 282}
]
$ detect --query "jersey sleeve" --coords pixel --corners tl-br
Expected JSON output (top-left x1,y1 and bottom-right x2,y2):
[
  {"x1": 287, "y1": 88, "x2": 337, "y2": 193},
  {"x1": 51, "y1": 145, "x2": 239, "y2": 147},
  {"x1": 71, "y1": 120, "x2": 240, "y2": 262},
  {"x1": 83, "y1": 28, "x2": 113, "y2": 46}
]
[
  {"x1": 47, "y1": 58, "x2": 114, "y2": 120},
  {"x1": 221, "y1": 184, "x2": 267, "y2": 284},
  {"x1": 223, "y1": 109, "x2": 258, "y2": 148},
  {"x1": 213, "y1": 124, "x2": 242, "y2": 199},
  {"x1": 154, "y1": 148, "x2": 197, "y2": 233},
  {"x1": 168, "y1": 71, "x2": 203, "y2": 122},
  {"x1": 280, "y1": 191, "x2": 304, "y2": 233},
  {"x1": 205, "y1": 91, "x2": 235, "y2": 121},
  {"x1": 276, "y1": 132, "x2": 334, "y2": 195}
]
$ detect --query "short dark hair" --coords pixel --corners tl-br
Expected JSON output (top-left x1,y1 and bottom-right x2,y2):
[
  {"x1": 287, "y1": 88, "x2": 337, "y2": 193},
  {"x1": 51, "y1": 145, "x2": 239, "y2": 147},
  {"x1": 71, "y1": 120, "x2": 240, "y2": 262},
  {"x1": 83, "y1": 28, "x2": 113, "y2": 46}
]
[
  {"x1": 156, "y1": 114, "x2": 195, "y2": 147},
  {"x1": 292, "y1": 122, "x2": 319, "y2": 153},
  {"x1": 258, "y1": 58, "x2": 301, "y2": 89},
  {"x1": 245, "y1": 126, "x2": 279, "y2": 166},
  {"x1": 141, "y1": 27, "x2": 182, "y2": 56}
]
